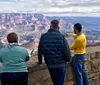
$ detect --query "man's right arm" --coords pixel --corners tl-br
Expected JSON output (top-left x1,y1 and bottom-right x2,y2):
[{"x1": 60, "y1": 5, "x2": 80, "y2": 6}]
[
  {"x1": 66, "y1": 33, "x2": 77, "y2": 38},
  {"x1": 63, "y1": 36, "x2": 71, "y2": 62},
  {"x1": 38, "y1": 35, "x2": 43, "y2": 64}
]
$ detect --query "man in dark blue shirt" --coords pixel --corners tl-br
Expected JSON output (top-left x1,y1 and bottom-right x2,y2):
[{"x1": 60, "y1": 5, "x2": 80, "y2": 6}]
[{"x1": 38, "y1": 20, "x2": 71, "y2": 85}]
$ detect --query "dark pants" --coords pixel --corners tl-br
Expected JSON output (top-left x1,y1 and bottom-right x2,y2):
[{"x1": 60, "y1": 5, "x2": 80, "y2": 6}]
[
  {"x1": 48, "y1": 66, "x2": 66, "y2": 85},
  {"x1": 73, "y1": 54, "x2": 90, "y2": 85},
  {"x1": 0, "y1": 72, "x2": 28, "y2": 85}
]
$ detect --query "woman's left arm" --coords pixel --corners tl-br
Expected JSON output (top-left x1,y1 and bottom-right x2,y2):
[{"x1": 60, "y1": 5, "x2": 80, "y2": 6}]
[
  {"x1": 25, "y1": 49, "x2": 30, "y2": 61},
  {"x1": 0, "y1": 52, "x2": 3, "y2": 63}
]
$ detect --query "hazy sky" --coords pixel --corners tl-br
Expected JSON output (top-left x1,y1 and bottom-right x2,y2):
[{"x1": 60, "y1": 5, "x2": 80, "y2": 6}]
[{"x1": 0, "y1": 0, "x2": 100, "y2": 16}]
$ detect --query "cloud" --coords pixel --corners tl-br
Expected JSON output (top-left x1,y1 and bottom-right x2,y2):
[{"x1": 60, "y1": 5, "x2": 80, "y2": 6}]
[
  {"x1": 0, "y1": 0, "x2": 16, "y2": 2},
  {"x1": 0, "y1": 0, "x2": 100, "y2": 16}
]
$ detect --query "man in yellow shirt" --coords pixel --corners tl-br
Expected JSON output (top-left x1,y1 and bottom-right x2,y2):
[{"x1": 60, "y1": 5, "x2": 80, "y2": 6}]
[{"x1": 67, "y1": 23, "x2": 90, "y2": 85}]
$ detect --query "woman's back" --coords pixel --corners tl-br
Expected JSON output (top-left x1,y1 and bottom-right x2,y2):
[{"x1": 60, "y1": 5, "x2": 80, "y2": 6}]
[
  {"x1": 0, "y1": 44, "x2": 29, "y2": 73},
  {"x1": 0, "y1": 32, "x2": 29, "y2": 85}
]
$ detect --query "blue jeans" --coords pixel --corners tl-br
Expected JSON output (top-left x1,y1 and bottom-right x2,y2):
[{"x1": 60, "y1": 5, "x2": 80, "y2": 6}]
[
  {"x1": 73, "y1": 54, "x2": 90, "y2": 85},
  {"x1": 48, "y1": 66, "x2": 66, "y2": 85}
]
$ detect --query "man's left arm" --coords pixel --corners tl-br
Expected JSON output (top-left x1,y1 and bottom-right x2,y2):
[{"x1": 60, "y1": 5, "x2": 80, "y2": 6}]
[
  {"x1": 70, "y1": 39, "x2": 82, "y2": 50},
  {"x1": 63, "y1": 36, "x2": 71, "y2": 62}
]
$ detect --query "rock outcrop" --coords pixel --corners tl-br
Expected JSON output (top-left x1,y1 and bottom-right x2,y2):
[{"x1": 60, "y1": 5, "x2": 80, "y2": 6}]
[{"x1": 28, "y1": 47, "x2": 100, "y2": 85}]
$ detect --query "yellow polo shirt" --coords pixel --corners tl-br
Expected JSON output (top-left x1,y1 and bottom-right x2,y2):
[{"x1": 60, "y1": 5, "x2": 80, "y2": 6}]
[{"x1": 67, "y1": 33, "x2": 86, "y2": 54}]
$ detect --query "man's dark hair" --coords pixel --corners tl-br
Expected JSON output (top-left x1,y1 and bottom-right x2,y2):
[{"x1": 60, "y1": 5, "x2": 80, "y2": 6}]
[
  {"x1": 74, "y1": 23, "x2": 82, "y2": 32},
  {"x1": 51, "y1": 20, "x2": 59, "y2": 28},
  {"x1": 7, "y1": 32, "x2": 18, "y2": 43}
]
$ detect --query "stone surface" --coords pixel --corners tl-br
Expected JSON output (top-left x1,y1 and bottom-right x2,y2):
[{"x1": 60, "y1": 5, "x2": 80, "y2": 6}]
[
  {"x1": 90, "y1": 58, "x2": 100, "y2": 72},
  {"x1": 65, "y1": 81, "x2": 75, "y2": 85},
  {"x1": 86, "y1": 53, "x2": 91, "y2": 61},
  {"x1": 66, "y1": 64, "x2": 74, "y2": 81},
  {"x1": 1, "y1": 47, "x2": 100, "y2": 85},
  {"x1": 85, "y1": 61, "x2": 91, "y2": 74},
  {"x1": 88, "y1": 72, "x2": 100, "y2": 79},
  {"x1": 90, "y1": 52, "x2": 96, "y2": 59},
  {"x1": 90, "y1": 76, "x2": 100, "y2": 85},
  {"x1": 28, "y1": 50, "x2": 100, "y2": 85},
  {"x1": 96, "y1": 52, "x2": 100, "y2": 58}
]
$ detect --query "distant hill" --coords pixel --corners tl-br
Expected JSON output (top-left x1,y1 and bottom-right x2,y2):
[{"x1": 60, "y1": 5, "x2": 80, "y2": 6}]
[{"x1": 46, "y1": 16, "x2": 100, "y2": 28}]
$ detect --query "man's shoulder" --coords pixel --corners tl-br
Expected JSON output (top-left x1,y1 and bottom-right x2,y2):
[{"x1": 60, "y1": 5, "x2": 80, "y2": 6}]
[
  {"x1": 41, "y1": 33, "x2": 47, "y2": 38},
  {"x1": 81, "y1": 33, "x2": 86, "y2": 39},
  {"x1": 77, "y1": 33, "x2": 86, "y2": 42},
  {"x1": 82, "y1": 33, "x2": 86, "y2": 36},
  {"x1": 42, "y1": 31, "x2": 63, "y2": 36}
]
